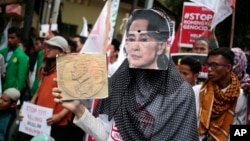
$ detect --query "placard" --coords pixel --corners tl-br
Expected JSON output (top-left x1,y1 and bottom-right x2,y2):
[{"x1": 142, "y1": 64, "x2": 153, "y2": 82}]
[
  {"x1": 180, "y1": 2, "x2": 214, "y2": 48},
  {"x1": 19, "y1": 102, "x2": 53, "y2": 136}
]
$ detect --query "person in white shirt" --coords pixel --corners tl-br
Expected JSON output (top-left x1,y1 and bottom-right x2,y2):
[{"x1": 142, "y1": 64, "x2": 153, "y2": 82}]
[
  {"x1": 193, "y1": 47, "x2": 247, "y2": 141},
  {"x1": 178, "y1": 56, "x2": 201, "y2": 86},
  {"x1": 53, "y1": 8, "x2": 198, "y2": 141},
  {"x1": 108, "y1": 38, "x2": 120, "y2": 77}
]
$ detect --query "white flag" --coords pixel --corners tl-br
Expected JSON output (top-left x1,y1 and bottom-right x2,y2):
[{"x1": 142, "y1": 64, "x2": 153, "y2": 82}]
[
  {"x1": 80, "y1": 0, "x2": 120, "y2": 54},
  {"x1": 80, "y1": 17, "x2": 88, "y2": 37},
  {"x1": 190, "y1": 0, "x2": 232, "y2": 29},
  {"x1": 0, "y1": 20, "x2": 12, "y2": 49},
  {"x1": 80, "y1": 1, "x2": 110, "y2": 53}
]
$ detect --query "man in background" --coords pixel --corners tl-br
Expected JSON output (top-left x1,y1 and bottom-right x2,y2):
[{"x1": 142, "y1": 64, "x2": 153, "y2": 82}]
[
  {"x1": 178, "y1": 56, "x2": 201, "y2": 86},
  {"x1": 72, "y1": 35, "x2": 87, "y2": 53},
  {"x1": 0, "y1": 88, "x2": 20, "y2": 141},
  {"x1": 108, "y1": 38, "x2": 120, "y2": 77},
  {"x1": 193, "y1": 47, "x2": 247, "y2": 140},
  {"x1": 0, "y1": 27, "x2": 28, "y2": 92}
]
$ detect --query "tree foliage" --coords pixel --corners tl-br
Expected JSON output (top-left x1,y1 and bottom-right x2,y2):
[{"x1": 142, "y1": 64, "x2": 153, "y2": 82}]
[{"x1": 159, "y1": 0, "x2": 250, "y2": 49}]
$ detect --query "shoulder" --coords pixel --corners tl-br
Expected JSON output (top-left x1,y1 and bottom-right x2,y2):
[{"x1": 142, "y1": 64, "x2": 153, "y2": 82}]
[
  {"x1": 15, "y1": 47, "x2": 28, "y2": 58},
  {"x1": 175, "y1": 81, "x2": 196, "y2": 102},
  {"x1": 0, "y1": 47, "x2": 8, "y2": 53},
  {"x1": 179, "y1": 81, "x2": 194, "y2": 93},
  {"x1": 192, "y1": 84, "x2": 202, "y2": 92},
  {"x1": 233, "y1": 89, "x2": 248, "y2": 125},
  {"x1": 38, "y1": 50, "x2": 44, "y2": 56},
  {"x1": 192, "y1": 84, "x2": 202, "y2": 97},
  {"x1": 236, "y1": 89, "x2": 248, "y2": 109}
]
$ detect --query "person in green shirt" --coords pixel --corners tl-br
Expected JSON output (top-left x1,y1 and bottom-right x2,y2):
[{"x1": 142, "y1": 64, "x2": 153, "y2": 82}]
[{"x1": 0, "y1": 27, "x2": 29, "y2": 92}]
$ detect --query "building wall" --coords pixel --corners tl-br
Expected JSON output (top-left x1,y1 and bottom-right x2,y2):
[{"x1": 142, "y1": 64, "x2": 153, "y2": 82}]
[
  {"x1": 19, "y1": 1, "x2": 133, "y2": 40},
  {"x1": 61, "y1": 1, "x2": 130, "y2": 39}
]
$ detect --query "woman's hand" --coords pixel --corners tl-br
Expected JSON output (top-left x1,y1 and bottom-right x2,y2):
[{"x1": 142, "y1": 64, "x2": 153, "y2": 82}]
[
  {"x1": 18, "y1": 111, "x2": 24, "y2": 121},
  {"x1": 52, "y1": 87, "x2": 86, "y2": 119}
]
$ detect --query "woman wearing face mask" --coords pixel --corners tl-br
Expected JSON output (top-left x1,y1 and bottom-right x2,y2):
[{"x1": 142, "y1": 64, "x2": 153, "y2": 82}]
[{"x1": 52, "y1": 8, "x2": 198, "y2": 141}]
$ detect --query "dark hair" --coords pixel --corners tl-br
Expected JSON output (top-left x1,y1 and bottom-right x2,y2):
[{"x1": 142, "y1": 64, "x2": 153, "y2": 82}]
[
  {"x1": 73, "y1": 34, "x2": 87, "y2": 44},
  {"x1": 111, "y1": 38, "x2": 120, "y2": 51},
  {"x1": 35, "y1": 37, "x2": 44, "y2": 43},
  {"x1": 194, "y1": 36, "x2": 212, "y2": 50},
  {"x1": 208, "y1": 47, "x2": 234, "y2": 65},
  {"x1": 180, "y1": 56, "x2": 201, "y2": 74},
  {"x1": 246, "y1": 53, "x2": 250, "y2": 64},
  {"x1": 8, "y1": 27, "x2": 21, "y2": 38},
  {"x1": 126, "y1": 8, "x2": 171, "y2": 42},
  {"x1": 65, "y1": 37, "x2": 77, "y2": 53},
  {"x1": 51, "y1": 30, "x2": 60, "y2": 36}
]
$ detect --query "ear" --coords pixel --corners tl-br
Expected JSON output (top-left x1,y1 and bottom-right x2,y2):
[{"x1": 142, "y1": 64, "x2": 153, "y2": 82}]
[
  {"x1": 157, "y1": 42, "x2": 166, "y2": 55},
  {"x1": 114, "y1": 50, "x2": 119, "y2": 56},
  {"x1": 10, "y1": 102, "x2": 17, "y2": 109},
  {"x1": 227, "y1": 64, "x2": 233, "y2": 72},
  {"x1": 193, "y1": 73, "x2": 199, "y2": 80}
]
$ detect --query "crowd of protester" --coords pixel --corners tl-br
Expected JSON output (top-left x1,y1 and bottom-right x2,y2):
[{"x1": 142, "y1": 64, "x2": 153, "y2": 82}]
[{"x1": 0, "y1": 7, "x2": 250, "y2": 141}]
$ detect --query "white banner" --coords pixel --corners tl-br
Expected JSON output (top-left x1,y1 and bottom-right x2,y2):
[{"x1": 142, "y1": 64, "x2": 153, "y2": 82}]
[
  {"x1": 80, "y1": 17, "x2": 88, "y2": 37},
  {"x1": 0, "y1": 20, "x2": 11, "y2": 49},
  {"x1": 190, "y1": 0, "x2": 232, "y2": 29}
]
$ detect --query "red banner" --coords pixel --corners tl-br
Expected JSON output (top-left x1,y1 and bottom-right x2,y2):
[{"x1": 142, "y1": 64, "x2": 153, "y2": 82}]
[{"x1": 180, "y1": 2, "x2": 214, "y2": 48}]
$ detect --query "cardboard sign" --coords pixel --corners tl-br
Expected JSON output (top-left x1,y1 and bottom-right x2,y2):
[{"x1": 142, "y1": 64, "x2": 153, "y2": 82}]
[
  {"x1": 180, "y1": 2, "x2": 214, "y2": 48},
  {"x1": 57, "y1": 53, "x2": 108, "y2": 100},
  {"x1": 171, "y1": 53, "x2": 208, "y2": 79},
  {"x1": 19, "y1": 102, "x2": 53, "y2": 136}
]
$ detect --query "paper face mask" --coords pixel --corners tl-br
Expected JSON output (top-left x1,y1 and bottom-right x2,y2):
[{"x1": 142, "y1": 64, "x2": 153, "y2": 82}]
[{"x1": 125, "y1": 9, "x2": 174, "y2": 70}]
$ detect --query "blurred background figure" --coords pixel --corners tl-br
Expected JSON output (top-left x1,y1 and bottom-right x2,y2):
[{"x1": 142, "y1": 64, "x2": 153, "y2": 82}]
[
  {"x1": 0, "y1": 27, "x2": 29, "y2": 93},
  {"x1": 0, "y1": 88, "x2": 20, "y2": 141},
  {"x1": 191, "y1": 36, "x2": 211, "y2": 54},
  {"x1": 108, "y1": 38, "x2": 120, "y2": 76},
  {"x1": 27, "y1": 37, "x2": 45, "y2": 100},
  {"x1": 72, "y1": 35, "x2": 87, "y2": 53},
  {"x1": 178, "y1": 56, "x2": 201, "y2": 86},
  {"x1": 231, "y1": 47, "x2": 250, "y2": 125}
]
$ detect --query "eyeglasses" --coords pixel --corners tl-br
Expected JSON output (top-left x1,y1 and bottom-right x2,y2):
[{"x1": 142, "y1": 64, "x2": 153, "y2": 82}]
[{"x1": 206, "y1": 62, "x2": 229, "y2": 69}]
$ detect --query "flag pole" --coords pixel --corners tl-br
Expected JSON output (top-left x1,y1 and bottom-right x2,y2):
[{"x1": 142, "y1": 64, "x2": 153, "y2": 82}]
[
  {"x1": 229, "y1": 8, "x2": 236, "y2": 48},
  {"x1": 103, "y1": 0, "x2": 112, "y2": 53}
]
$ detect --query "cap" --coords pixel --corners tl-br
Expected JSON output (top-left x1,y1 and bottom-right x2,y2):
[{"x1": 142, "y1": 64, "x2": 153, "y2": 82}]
[
  {"x1": 3, "y1": 88, "x2": 20, "y2": 102},
  {"x1": 44, "y1": 36, "x2": 68, "y2": 52}
]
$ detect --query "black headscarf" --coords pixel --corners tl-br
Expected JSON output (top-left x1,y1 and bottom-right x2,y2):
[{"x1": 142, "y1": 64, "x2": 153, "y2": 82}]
[
  {"x1": 95, "y1": 8, "x2": 198, "y2": 141},
  {"x1": 94, "y1": 59, "x2": 198, "y2": 140}
]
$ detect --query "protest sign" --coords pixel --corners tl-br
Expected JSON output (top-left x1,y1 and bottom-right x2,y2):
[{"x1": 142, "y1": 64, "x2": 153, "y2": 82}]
[
  {"x1": 19, "y1": 102, "x2": 53, "y2": 136},
  {"x1": 56, "y1": 53, "x2": 108, "y2": 100},
  {"x1": 171, "y1": 53, "x2": 207, "y2": 79},
  {"x1": 180, "y1": 2, "x2": 214, "y2": 48}
]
